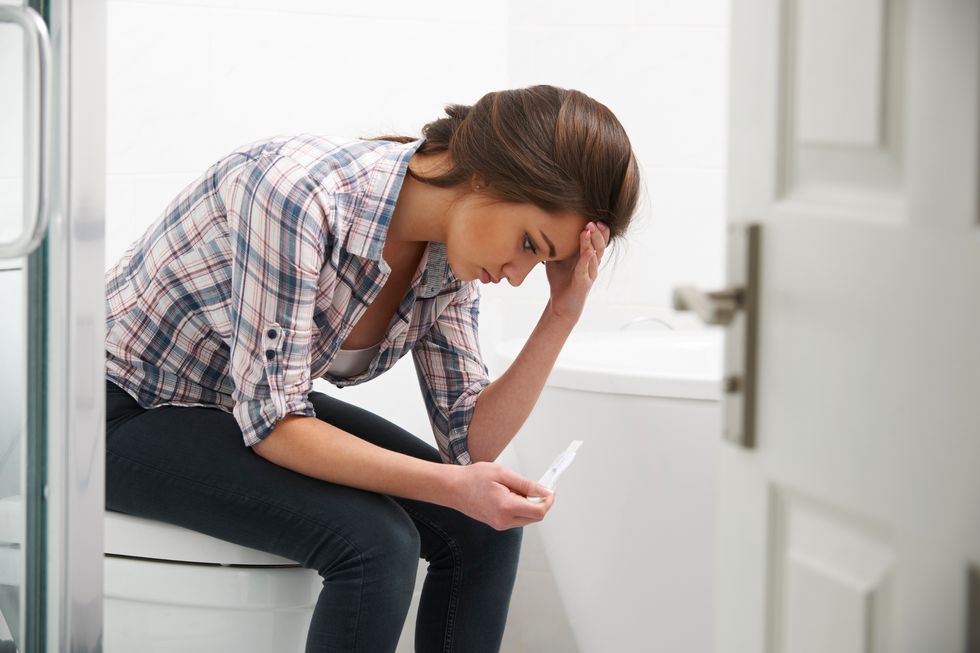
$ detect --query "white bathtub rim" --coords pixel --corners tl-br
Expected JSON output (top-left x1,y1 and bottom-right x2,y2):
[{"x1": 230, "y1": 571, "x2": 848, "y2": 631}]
[{"x1": 494, "y1": 329, "x2": 723, "y2": 401}]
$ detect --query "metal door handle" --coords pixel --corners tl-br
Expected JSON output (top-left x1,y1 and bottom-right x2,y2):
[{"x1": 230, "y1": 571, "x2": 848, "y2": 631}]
[
  {"x1": 0, "y1": 5, "x2": 52, "y2": 259},
  {"x1": 671, "y1": 287, "x2": 743, "y2": 325},
  {"x1": 671, "y1": 223, "x2": 761, "y2": 448}
]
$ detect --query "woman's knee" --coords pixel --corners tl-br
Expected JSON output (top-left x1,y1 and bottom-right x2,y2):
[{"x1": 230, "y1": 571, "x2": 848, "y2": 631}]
[
  {"x1": 307, "y1": 498, "x2": 422, "y2": 581},
  {"x1": 438, "y1": 520, "x2": 525, "y2": 569},
  {"x1": 483, "y1": 524, "x2": 524, "y2": 564}
]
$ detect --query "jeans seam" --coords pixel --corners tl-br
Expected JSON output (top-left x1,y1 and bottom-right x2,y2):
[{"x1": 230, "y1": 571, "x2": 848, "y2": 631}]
[{"x1": 399, "y1": 503, "x2": 463, "y2": 653}]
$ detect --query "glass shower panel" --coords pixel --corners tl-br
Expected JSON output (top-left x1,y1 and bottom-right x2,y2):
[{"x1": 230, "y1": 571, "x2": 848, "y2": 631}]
[
  {"x1": 0, "y1": 8, "x2": 29, "y2": 651},
  {"x1": 0, "y1": 2, "x2": 49, "y2": 651},
  {"x1": 0, "y1": 267, "x2": 26, "y2": 650},
  {"x1": 1, "y1": 1, "x2": 106, "y2": 649}
]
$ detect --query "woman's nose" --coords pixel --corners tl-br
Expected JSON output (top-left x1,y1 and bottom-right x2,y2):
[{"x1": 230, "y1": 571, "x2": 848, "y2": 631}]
[{"x1": 504, "y1": 258, "x2": 537, "y2": 287}]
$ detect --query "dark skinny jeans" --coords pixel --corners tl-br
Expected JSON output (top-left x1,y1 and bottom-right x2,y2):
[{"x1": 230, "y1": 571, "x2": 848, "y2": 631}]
[{"x1": 105, "y1": 379, "x2": 523, "y2": 652}]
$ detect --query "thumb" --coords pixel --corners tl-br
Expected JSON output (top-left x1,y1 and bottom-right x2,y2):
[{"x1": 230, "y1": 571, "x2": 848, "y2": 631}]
[{"x1": 505, "y1": 469, "x2": 553, "y2": 497}]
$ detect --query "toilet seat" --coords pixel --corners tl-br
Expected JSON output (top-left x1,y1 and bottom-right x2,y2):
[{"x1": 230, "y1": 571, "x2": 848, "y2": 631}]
[
  {"x1": 104, "y1": 509, "x2": 299, "y2": 566},
  {"x1": 0, "y1": 496, "x2": 297, "y2": 567}
]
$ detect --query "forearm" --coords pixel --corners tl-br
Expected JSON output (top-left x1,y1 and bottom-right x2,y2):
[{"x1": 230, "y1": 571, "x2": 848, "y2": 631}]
[
  {"x1": 253, "y1": 413, "x2": 461, "y2": 507},
  {"x1": 466, "y1": 302, "x2": 577, "y2": 463}
]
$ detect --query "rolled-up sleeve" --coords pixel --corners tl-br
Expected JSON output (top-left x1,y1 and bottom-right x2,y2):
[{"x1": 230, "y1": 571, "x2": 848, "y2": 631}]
[
  {"x1": 411, "y1": 283, "x2": 492, "y2": 466},
  {"x1": 217, "y1": 154, "x2": 329, "y2": 447}
]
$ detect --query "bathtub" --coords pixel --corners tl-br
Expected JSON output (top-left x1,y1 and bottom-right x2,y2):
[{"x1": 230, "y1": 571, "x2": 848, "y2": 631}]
[{"x1": 495, "y1": 327, "x2": 724, "y2": 653}]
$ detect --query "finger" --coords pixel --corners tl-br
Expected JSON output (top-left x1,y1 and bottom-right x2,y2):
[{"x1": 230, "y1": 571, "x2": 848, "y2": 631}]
[
  {"x1": 590, "y1": 223, "x2": 608, "y2": 261},
  {"x1": 579, "y1": 247, "x2": 594, "y2": 279},
  {"x1": 593, "y1": 231, "x2": 606, "y2": 262},
  {"x1": 510, "y1": 499, "x2": 552, "y2": 522},
  {"x1": 501, "y1": 467, "x2": 554, "y2": 500},
  {"x1": 508, "y1": 516, "x2": 540, "y2": 529},
  {"x1": 589, "y1": 249, "x2": 598, "y2": 280}
]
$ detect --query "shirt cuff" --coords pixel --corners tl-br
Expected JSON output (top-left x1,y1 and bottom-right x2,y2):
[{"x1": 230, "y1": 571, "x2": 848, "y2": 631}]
[
  {"x1": 442, "y1": 377, "x2": 491, "y2": 465},
  {"x1": 235, "y1": 396, "x2": 317, "y2": 448}
]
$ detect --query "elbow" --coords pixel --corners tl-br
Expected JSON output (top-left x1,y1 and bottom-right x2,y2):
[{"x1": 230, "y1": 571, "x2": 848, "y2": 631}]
[
  {"x1": 462, "y1": 435, "x2": 496, "y2": 465},
  {"x1": 252, "y1": 413, "x2": 308, "y2": 460}
]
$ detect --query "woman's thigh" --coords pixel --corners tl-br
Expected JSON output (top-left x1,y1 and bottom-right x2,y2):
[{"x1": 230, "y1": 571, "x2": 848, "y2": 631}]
[
  {"x1": 104, "y1": 381, "x2": 422, "y2": 572},
  {"x1": 304, "y1": 391, "x2": 524, "y2": 564},
  {"x1": 105, "y1": 381, "x2": 519, "y2": 570}
]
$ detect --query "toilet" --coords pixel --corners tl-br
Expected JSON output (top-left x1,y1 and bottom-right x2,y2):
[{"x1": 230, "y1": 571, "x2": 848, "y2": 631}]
[
  {"x1": 103, "y1": 509, "x2": 328, "y2": 652},
  {"x1": 0, "y1": 496, "x2": 322, "y2": 652},
  {"x1": 495, "y1": 327, "x2": 724, "y2": 653}
]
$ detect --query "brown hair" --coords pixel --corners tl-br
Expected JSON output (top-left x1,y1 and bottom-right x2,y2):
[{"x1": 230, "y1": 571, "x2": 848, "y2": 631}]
[{"x1": 365, "y1": 85, "x2": 640, "y2": 255}]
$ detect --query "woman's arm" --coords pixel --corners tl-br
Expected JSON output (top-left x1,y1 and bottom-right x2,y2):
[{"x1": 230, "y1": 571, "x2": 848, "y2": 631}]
[
  {"x1": 467, "y1": 221, "x2": 608, "y2": 463},
  {"x1": 253, "y1": 414, "x2": 461, "y2": 506},
  {"x1": 253, "y1": 414, "x2": 556, "y2": 530},
  {"x1": 466, "y1": 305, "x2": 577, "y2": 464}
]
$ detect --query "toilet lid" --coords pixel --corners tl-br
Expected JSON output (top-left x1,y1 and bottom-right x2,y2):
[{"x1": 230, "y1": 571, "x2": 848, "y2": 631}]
[{"x1": 0, "y1": 495, "x2": 298, "y2": 566}]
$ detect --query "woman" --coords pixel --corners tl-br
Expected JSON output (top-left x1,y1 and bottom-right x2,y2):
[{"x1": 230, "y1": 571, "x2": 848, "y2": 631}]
[{"x1": 104, "y1": 84, "x2": 639, "y2": 652}]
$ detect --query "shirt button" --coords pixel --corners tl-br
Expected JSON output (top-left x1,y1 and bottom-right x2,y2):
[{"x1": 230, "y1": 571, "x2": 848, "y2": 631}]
[
  {"x1": 265, "y1": 350, "x2": 275, "y2": 360},
  {"x1": 267, "y1": 329, "x2": 278, "y2": 339}
]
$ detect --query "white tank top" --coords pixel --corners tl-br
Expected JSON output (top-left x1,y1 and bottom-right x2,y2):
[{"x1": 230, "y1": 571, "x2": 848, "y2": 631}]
[{"x1": 325, "y1": 340, "x2": 382, "y2": 377}]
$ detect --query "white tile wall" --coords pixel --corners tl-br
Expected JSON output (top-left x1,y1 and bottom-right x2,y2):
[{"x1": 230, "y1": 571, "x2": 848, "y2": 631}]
[
  {"x1": 502, "y1": 10, "x2": 730, "y2": 332},
  {"x1": 102, "y1": 0, "x2": 729, "y2": 650}
]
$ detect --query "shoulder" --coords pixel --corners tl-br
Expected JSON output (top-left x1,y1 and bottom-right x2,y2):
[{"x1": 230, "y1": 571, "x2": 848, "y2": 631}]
[
  {"x1": 271, "y1": 134, "x2": 423, "y2": 196},
  {"x1": 218, "y1": 134, "x2": 426, "y2": 261},
  {"x1": 216, "y1": 134, "x2": 420, "y2": 194}
]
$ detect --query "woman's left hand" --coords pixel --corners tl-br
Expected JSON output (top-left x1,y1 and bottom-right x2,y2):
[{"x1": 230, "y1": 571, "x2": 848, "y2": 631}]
[{"x1": 545, "y1": 221, "x2": 608, "y2": 322}]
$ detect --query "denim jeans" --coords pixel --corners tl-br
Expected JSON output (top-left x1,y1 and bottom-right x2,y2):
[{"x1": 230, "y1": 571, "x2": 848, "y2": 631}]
[{"x1": 105, "y1": 379, "x2": 523, "y2": 653}]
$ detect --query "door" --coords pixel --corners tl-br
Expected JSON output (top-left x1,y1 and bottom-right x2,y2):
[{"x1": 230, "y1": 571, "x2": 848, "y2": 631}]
[
  {"x1": 0, "y1": 1, "x2": 105, "y2": 651},
  {"x1": 711, "y1": 1, "x2": 978, "y2": 651}
]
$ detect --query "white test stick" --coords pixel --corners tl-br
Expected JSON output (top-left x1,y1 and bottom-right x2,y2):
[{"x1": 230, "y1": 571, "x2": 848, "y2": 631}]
[{"x1": 527, "y1": 440, "x2": 583, "y2": 503}]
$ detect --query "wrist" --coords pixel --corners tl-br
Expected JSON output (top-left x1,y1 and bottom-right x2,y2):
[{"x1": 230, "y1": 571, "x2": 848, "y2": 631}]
[
  {"x1": 440, "y1": 461, "x2": 469, "y2": 508},
  {"x1": 544, "y1": 300, "x2": 580, "y2": 329}
]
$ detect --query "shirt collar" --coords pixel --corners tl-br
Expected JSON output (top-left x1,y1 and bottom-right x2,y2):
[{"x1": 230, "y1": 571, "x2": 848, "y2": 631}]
[{"x1": 343, "y1": 138, "x2": 462, "y2": 299}]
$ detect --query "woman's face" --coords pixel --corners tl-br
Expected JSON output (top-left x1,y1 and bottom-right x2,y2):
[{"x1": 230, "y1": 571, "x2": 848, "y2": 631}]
[{"x1": 446, "y1": 194, "x2": 590, "y2": 286}]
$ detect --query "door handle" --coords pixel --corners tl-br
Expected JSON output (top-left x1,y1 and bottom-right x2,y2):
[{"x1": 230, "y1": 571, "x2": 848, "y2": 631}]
[
  {"x1": 0, "y1": 5, "x2": 52, "y2": 259},
  {"x1": 671, "y1": 287, "x2": 742, "y2": 325},
  {"x1": 671, "y1": 223, "x2": 761, "y2": 448}
]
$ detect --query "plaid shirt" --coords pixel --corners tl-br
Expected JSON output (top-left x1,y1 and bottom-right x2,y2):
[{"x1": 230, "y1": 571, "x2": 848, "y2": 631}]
[{"x1": 105, "y1": 134, "x2": 490, "y2": 465}]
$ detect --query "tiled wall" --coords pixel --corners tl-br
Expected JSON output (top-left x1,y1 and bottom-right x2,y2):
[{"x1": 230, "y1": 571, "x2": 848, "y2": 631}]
[{"x1": 101, "y1": 1, "x2": 729, "y2": 650}]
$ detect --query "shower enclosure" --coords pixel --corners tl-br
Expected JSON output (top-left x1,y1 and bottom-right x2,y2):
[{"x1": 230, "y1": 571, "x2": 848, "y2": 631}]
[{"x1": 0, "y1": 1, "x2": 106, "y2": 651}]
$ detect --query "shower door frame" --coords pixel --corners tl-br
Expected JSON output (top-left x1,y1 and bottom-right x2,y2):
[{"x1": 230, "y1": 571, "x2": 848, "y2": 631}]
[{"x1": 4, "y1": 0, "x2": 106, "y2": 651}]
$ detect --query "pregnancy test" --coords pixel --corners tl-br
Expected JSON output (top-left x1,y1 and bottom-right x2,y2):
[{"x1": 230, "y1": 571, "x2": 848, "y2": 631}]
[{"x1": 527, "y1": 440, "x2": 583, "y2": 503}]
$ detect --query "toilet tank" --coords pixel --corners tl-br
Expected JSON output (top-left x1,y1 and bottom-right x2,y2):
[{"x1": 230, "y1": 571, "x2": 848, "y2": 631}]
[{"x1": 495, "y1": 328, "x2": 723, "y2": 653}]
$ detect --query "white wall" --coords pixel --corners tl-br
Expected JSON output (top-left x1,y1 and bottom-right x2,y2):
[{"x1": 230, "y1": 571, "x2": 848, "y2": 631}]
[
  {"x1": 103, "y1": 1, "x2": 729, "y2": 650},
  {"x1": 484, "y1": 0, "x2": 729, "y2": 346},
  {"x1": 105, "y1": 0, "x2": 510, "y2": 268}
]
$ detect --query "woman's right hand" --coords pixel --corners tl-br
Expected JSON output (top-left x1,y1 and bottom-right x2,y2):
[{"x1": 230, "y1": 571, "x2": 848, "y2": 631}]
[{"x1": 449, "y1": 461, "x2": 556, "y2": 531}]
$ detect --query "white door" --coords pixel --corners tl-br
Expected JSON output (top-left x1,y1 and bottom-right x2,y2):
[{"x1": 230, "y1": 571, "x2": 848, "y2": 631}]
[{"x1": 713, "y1": 1, "x2": 979, "y2": 651}]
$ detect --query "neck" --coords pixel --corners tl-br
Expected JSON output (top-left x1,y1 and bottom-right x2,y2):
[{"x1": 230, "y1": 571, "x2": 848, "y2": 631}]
[{"x1": 387, "y1": 151, "x2": 463, "y2": 247}]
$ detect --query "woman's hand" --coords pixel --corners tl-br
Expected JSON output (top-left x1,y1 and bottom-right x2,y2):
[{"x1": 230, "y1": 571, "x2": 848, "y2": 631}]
[
  {"x1": 545, "y1": 221, "x2": 609, "y2": 322},
  {"x1": 449, "y1": 462, "x2": 555, "y2": 531}
]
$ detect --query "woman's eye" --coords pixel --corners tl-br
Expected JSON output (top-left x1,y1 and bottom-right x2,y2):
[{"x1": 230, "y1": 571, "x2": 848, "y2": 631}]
[{"x1": 523, "y1": 233, "x2": 538, "y2": 254}]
